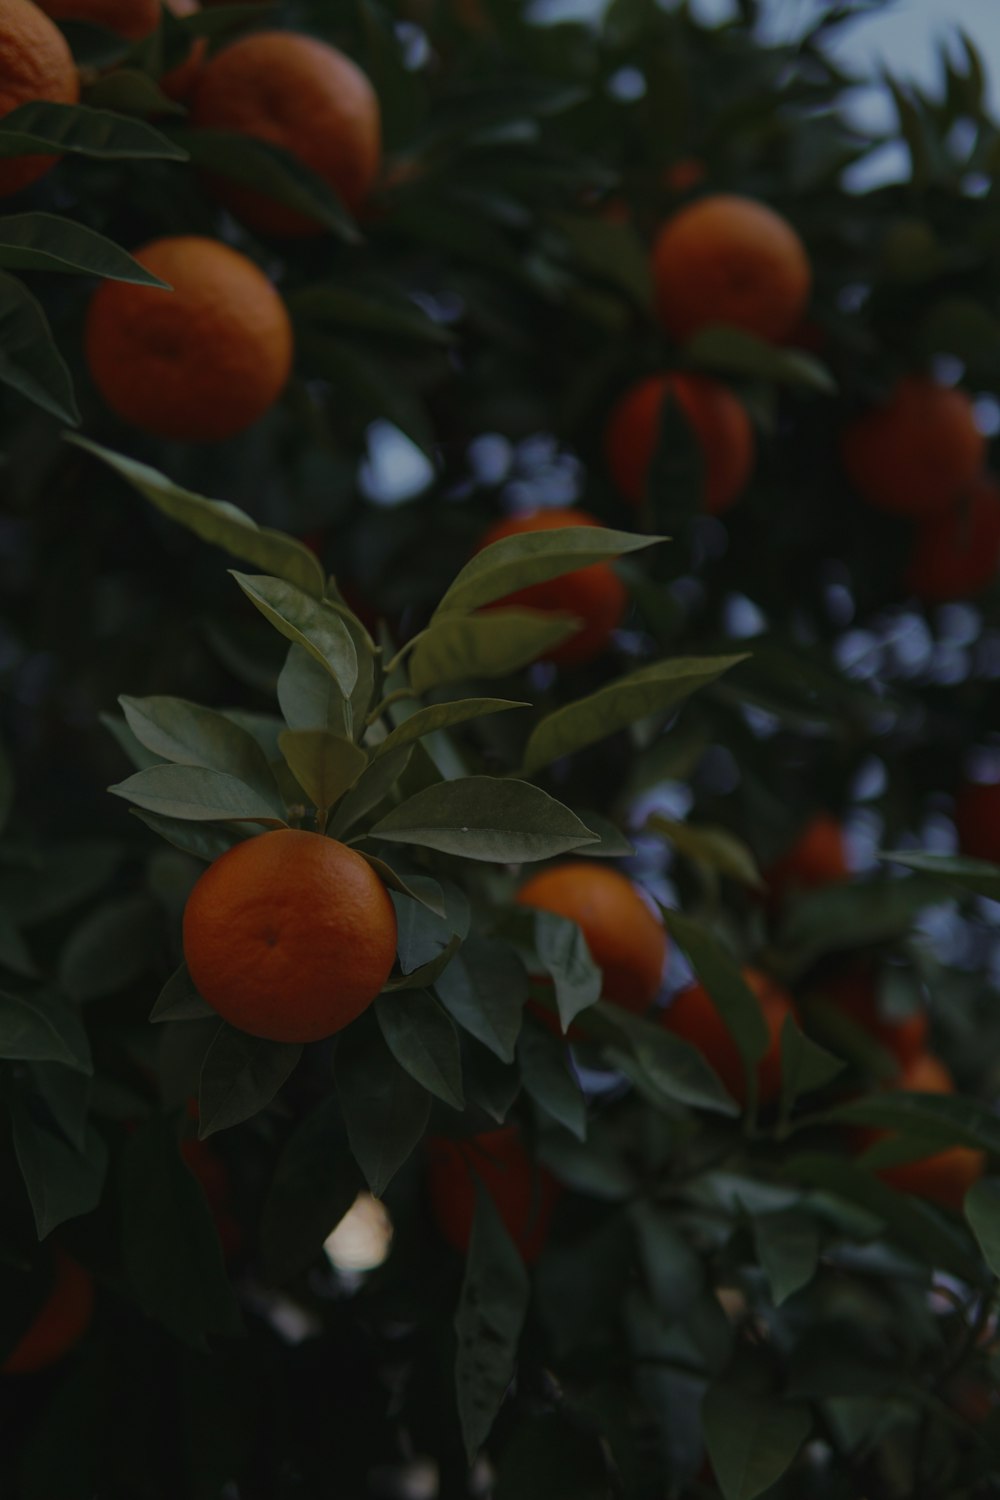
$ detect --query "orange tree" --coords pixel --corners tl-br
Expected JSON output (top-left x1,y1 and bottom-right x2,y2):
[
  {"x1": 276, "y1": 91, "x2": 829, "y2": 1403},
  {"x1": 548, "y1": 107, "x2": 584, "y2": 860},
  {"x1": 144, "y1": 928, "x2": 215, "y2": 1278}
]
[{"x1": 3, "y1": 1, "x2": 1000, "y2": 1496}]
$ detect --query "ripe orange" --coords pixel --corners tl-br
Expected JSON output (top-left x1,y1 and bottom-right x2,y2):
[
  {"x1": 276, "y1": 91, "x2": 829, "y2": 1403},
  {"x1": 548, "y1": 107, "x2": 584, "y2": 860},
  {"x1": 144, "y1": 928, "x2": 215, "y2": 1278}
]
[
  {"x1": 953, "y1": 779, "x2": 1000, "y2": 864},
  {"x1": 36, "y1": 0, "x2": 159, "y2": 38},
  {"x1": 476, "y1": 508, "x2": 628, "y2": 667},
  {"x1": 905, "y1": 475, "x2": 1000, "y2": 602},
  {"x1": 868, "y1": 1052, "x2": 985, "y2": 1211},
  {"x1": 604, "y1": 372, "x2": 754, "y2": 515},
  {"x1": 764, "y1": 814, "x2": 848, "y2": 906},
  {"x1": 661, "y1": 157, "x2": 706, "y2": 195},
  {"x1": 85, "y1": 235, "x2": 293, "y2": 441},
  {"x1": 820, "y1": 967, "x2": 928, "y2": 1070},
  {"x1": 515, "y1": 862, "x2": 666, "y2": 1013},
  {"x1": 841, "y1": 377, "x2": 985, "y2": 519},
  {"x1": 426, "y1": 1128, "x2": 559, "y2": 1263},
  {"x1": 661, "y1": 967, "x2": 794, "y2": 1106},
  {"x1": 2, "y1": 1252, "x2": 94, "y2": 1374},
  {"x1": 0, "y1": 0, "x2": 79, "y2": 198},
  {"x1": 182, "y1": 829, "x2": 397, "y2": 1043},
  {"x1": 191, "y1": 31, "x2": 381, "y2": 234},
  {"x1": 651, "y1": 194, "x2": 811, "y2": 344}
]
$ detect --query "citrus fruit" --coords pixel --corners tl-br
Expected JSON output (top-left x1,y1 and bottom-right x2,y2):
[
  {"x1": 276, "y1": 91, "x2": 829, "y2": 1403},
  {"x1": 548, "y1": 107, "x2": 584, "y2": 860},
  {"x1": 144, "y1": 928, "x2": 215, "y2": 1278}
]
[
  {"x1": 160, "y1": 0, "x2": 206, "y2": 102},
  {"x1": 651, "y1": 194, "x2": 811, "y2": 344},
  {"x1": 662, "y1": 157, "x2": 706, "y2": 195},
  {"x1": 0, "y1": 0, "x2": 79, "y2": 198},
  {"x1": 868, "y1": 1052, "x2": 985, "y2": 1211},
  {"x1": 841, "y1": 376, "x2": 985, "y2": 519},
  {"x1": 426, "y1": 1128, "x2": 558, "y2": 1263},
  {"x1": 85, "y1": 235, "x2": 293, "y2": 441},
  {"x1": 661, "y1": 967, "x2": 794, "y2": 1106},
  {"x1": 182, "y1": 829, "x2": 397, "y2": 1043},
  {"x1": 36, "y1": 0, "x2": 159, "y2": 38},
  {"x1": 905, "y1": 475, "x2": 1000, "y2": 602},
  {"x1": 765, "y1": 814, "x2": 848, "y2": 906},
  {"x1": 181, "y1": 1135, "x2": 242, "y2": 1261},
  {"x1": 191, "y1": 31, "x2": 381, "y2": 234},
  {"x1": 2, "y1": 1252, "x2": 94, "y2": 1374},
  {"x1": 515, "y1": 861, "x2": 666, "y2": 1013},
  {"x1": 604, "y1": 372, "x2": 754, "y2": 515},
  {"x1": 820, "y1": 967, "x2": 928, "y2": 1071},
  {"x1": 476, "y1": 508, "x2": 627, "y2": 667},
  {"x1": 953, "y1": 778, "x2": 1000, "y2": 864}
]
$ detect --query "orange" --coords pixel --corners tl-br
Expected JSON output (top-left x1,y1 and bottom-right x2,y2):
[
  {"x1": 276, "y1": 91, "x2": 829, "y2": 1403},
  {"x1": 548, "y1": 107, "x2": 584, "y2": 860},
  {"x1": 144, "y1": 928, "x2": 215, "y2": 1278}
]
[
  {"x1": 841, "y1": 377, "x2": 985, "y2": 519},
  {"x1": 426, "y1": 1128, "x2": 559, "y2": 1263},
  {"x1": 476, "y1": 508, "x2": 628, "y2": 667},
  {"x1": 0, "y1": 0, "x2": 79, "y2": 198},
  {"x1": 181, "y1": 1137, "x2": 242, "y2": 1261},
  {"x1": 182, "y1": 829, "x2": 397, "y2": 1043},
  {"x1": 160, "y1": 0, "x2": 206, "y2": 102},
  {"x1": 661, "y1": 967, "x2": 794, "y2": 1106},
  {"x1": 36, "y1": 0, "x2": 159, "y2": 37},
  {"x1": 764, "y1": 814, "x2": 848, "y2": 906},
  {"x1": 661, "y1": 158, "x2": 706, "y2": 195},
  {"x1": 604, "y1": 372, "x2": 753, "y2": 515},
  {"x1": 85, "y1": 235, "x2": 293, "y2": 441},
  {"x1": 515, "y1": 862, "x2": 666, "y2": 1013},
  {"x1": 905, "y1": 475, "x2": 1000, "y2": 602},
  {"x1": 953, "y1": 779, "x2": 1000, "y2": 864},
  {"x1": 651, "y1": 194, "x2": 811, "y2": 344},
  {"x1": 2, "y1": 1252, "x2": 94, "y2": 1374},
  {"x1": 820, "y1": 967, "x2": 928, "y2": 1071},
  {"x1": 191, "y1": 31, "x2": 381, "y2": 234},
  {"x1": 867, "y1": 1052, "x2": 985, "y2": 1211}
]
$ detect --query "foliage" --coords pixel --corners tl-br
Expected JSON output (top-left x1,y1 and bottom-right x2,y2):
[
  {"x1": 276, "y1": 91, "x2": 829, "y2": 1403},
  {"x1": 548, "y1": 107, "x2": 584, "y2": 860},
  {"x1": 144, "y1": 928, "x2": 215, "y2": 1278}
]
[{"x1": 2, "y1": 1, "x2": 1000, "y2": 1497}]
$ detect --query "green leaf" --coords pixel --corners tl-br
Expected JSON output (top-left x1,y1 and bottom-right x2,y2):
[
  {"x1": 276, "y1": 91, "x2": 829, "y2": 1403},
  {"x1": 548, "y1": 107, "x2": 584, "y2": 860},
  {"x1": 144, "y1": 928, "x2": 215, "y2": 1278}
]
[
  {"x1": 532, "y1": 911, "x2": 601, "y2": 1032},
  {"x1": 198, "y1": 1024, "x2": 302, "y2": 1138},
  {"x1": 434, "y1": 525, "x2": 662, "y2": 619},
  {"x1": 85, "y1": 66, "x2": 184, "y2": 119},
  {"x1": 259, "y1": 1097, "x2": 362, "y2": 1284},
  {"x1": 369, "y1": 777, "x2": 597, "y2": 862},
  {"x1": 120, "y1": 1116, "x2": 243, "y2": 1350},
  {"x1": 779, "y1": 1017, "x2": 845, "y2": 1112},
  {"x1": 520, "y1": 655, "x2": 746, "y2": 776},
  {"x1": 836, "y1": 1090, "x2": 1000, "y2": 1155},
  {"x1": 11, "y1": 1102, "x2": 107, "y2": 1240},
  {"x1": 30, "y1": 1062, "x2": 90, "y2": 1151},
  {"x1": 0, "y1": 269, "x2": 78, "y2": 422},
  {"x1": 173, "y1": 127, "x2": 360, "y2": 244},
  {"x1": 688, "y1": 324, "x2": 836, "y2": 393},
  {"x1": 277, "y1": 643, "x2": 351, "y2": 737},
  {"x1": 334, "y1": 1012, "x2": 431, "y2": 1196},
  {"x1": 131, "y1": 810, "x2": 246, "y2": 862},
  {"x1": 232, "y1": 573, "x2": 358, "y2": 698},
  {"x1": 150, "y1": 963, "x2": 215, "y2": 1024},
  {"x1": 289, "y1": 282, "x2": 456, "y2": 346},
  {"x1": 0, "y1": 911, "x2": 37, "y2": 979},
  {"x1": 327, "y1": 746, "x2": 413, "y2": 838},
  {"x1": 663, "y1": 912, "x2": 769, "y2": 1069},
  {"x1": 454, "y1": 1186, "x2": 530, "y2": 1463},
  {"x1": 408, "y1": 610, "x2": 579, "y2": 695},
  {"x1": 435, "y1": 935, "x2": 528, "y2": 1062},
  {"x1": 702, "y1": 1386, "x2": 811, "y2": 1500},
  {"x1": 0, "y1": 101, "x2": 187, "y2": 160},
  {"x1": 120, "y1": 695, "x2": 283, "y2": 808},
  {"x1": 879, "y1": 850, "x2": 1000, "y2": 901},
  {"x1": 0, "y1": 212, "x2": 169, "y2": 282},
  {"x1": 517, "y1": 1020, "x2": 586, "y2": 1139},
  {"x1": 0, "y1": 989, "x2": 91, "y2": 1073},
  {"x1": 373, "y1": 698, "x2": 528, "y2": 758},
  {"x1": 0, "y1": 740, "x2": 11, "y2": 833},
  {"x1": 630, "y1": 1200, "x2": 704, "y2": 1317},
  {"x1": 649, "y1": 815, "x2": 763, "y2": 889},
  {"x1": 277, "y1": 730, "x2": 367, "y2": 813},
  {"x1": 754, "y1": 1210, "x2": 821, "y2": 1306},
  {"x1": 591, "y1": 1005, "x2": 739, "y2": 1116},
  {"x1": 463, "y1": 1041, "x2": 521, "y2": 1124},
  {"x1": 965, "y1": 1179, "x2": 1000, "y2": 1278},
  {"x1": 778, "y1": 875, "x2": 947, "y2": 970},
  {"x1": 68, "y1": 439, "x2": 325, "y2": 598},
  {"x1": 110, "y1": 765, "x2": 288, "y2": 825},
  {"x1": 58, "y1": 893, "x2": 161, "y2": 1002},
  {"x1": 376, "y1": 990, "x2": 464, "y2": 1109}
]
